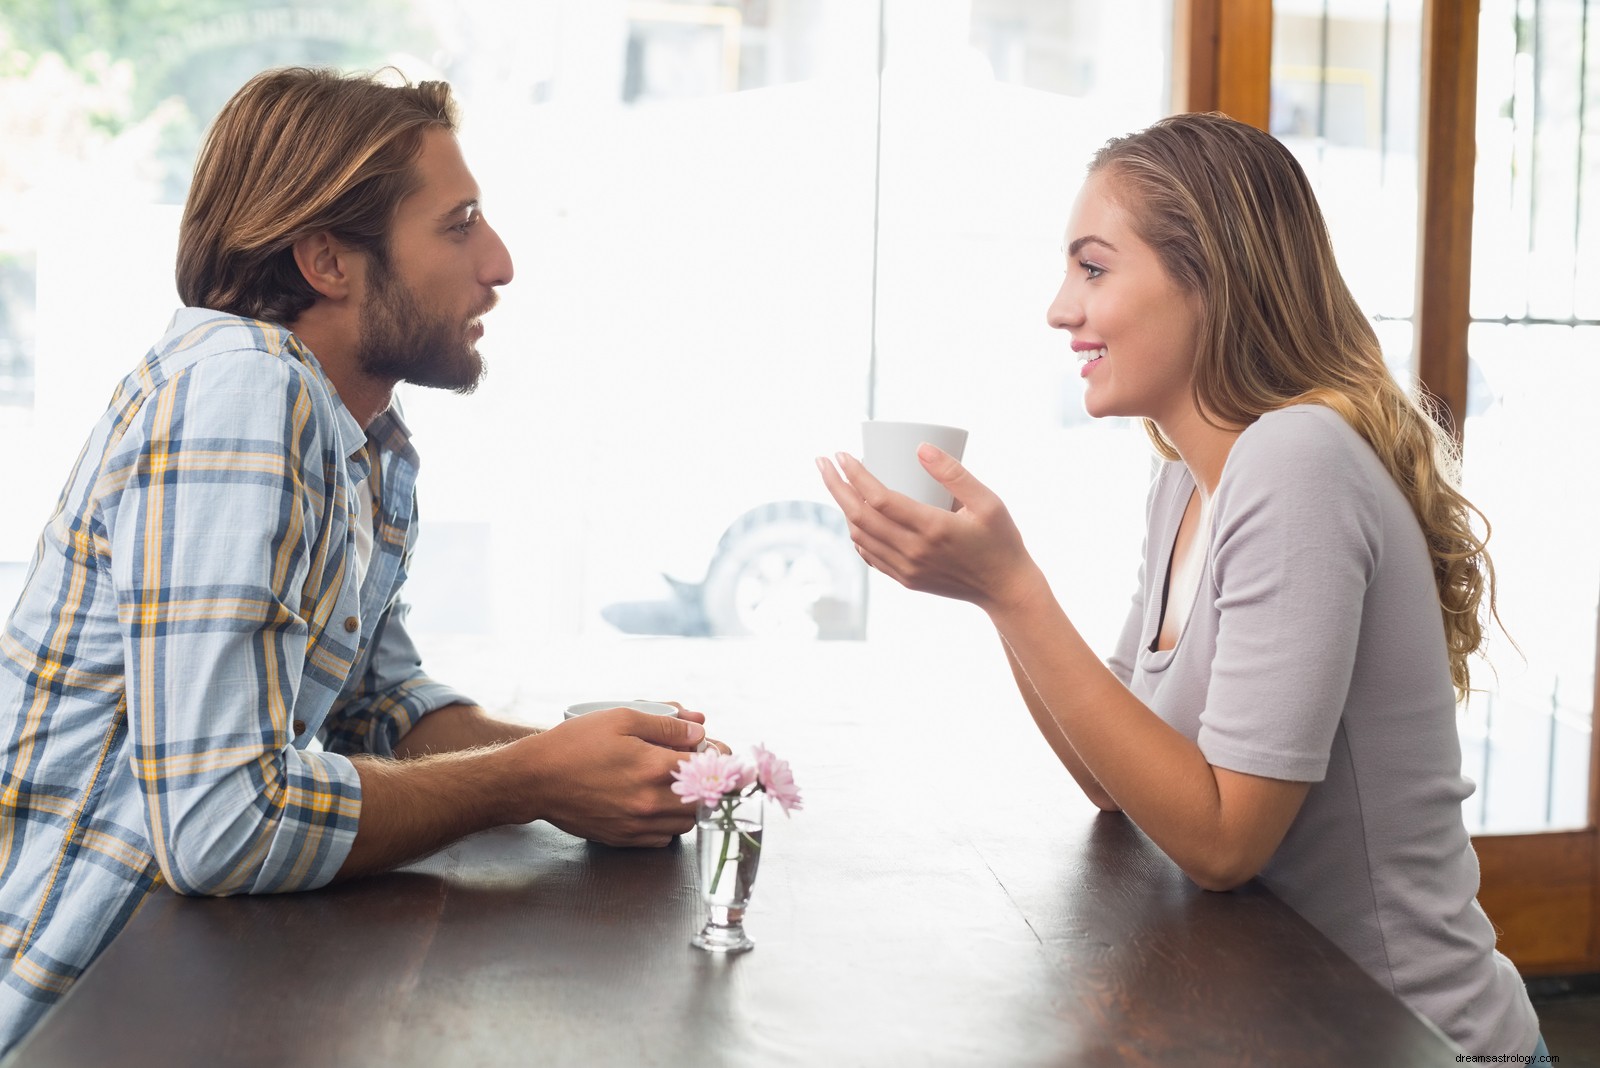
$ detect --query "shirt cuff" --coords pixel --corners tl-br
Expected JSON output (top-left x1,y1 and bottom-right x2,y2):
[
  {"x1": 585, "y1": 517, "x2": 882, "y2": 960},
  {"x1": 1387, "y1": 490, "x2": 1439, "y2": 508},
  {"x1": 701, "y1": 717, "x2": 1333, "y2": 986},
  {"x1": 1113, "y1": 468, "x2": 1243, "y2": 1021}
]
[{"x1": 249, "y1": 747, "x2": 364, "y2": 893}]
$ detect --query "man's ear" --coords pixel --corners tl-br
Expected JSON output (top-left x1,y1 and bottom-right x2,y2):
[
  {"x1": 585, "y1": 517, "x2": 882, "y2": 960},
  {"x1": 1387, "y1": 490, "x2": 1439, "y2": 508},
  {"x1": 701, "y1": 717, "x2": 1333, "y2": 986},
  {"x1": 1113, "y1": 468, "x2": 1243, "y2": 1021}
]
[{"x1": 291, "y1": 231, "x2": 356, "y2": 301}]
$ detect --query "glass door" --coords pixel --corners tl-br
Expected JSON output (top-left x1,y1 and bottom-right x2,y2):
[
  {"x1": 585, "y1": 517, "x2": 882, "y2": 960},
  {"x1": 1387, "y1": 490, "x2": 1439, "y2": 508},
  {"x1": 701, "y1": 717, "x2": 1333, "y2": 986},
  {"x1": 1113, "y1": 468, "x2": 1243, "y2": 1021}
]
[{"x1": 1272, "y1": 0, "x2": 1600, "y2": 973}]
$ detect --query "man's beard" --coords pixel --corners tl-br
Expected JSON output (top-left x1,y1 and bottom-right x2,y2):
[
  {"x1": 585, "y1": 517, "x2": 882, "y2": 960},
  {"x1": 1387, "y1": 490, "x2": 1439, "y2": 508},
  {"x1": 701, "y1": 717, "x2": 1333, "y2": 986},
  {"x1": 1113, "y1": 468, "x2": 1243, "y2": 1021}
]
[{"x1": 355, "y1": 253, "x2": 490, "y2": 394}]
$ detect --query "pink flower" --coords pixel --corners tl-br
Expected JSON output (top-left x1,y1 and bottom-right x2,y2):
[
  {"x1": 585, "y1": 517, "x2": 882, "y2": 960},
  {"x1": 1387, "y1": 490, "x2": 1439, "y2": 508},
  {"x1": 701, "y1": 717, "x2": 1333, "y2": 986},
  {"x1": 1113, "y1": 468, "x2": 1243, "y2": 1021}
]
[
  {"x1": 752, "y1": 743, "x2": 803, "y2": 815},
  {"x1": 671, "y1": 750, "x2": 752, "y2": 806}
]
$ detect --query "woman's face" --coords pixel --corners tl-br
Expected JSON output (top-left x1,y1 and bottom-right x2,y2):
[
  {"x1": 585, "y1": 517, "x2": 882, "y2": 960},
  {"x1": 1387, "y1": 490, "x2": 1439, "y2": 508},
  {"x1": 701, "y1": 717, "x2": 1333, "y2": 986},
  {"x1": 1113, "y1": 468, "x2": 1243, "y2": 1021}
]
[{"x1": 1047, "y1": 173, "x2": 1202, "y2": 429}]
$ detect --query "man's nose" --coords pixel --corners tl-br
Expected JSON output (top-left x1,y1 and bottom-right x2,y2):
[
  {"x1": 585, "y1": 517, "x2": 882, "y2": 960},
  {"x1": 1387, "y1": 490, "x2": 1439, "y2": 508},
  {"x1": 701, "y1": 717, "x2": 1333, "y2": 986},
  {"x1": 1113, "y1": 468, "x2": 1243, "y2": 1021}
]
[{"x1": 483, "y1": 221, "x2": 514, "y2": 287}]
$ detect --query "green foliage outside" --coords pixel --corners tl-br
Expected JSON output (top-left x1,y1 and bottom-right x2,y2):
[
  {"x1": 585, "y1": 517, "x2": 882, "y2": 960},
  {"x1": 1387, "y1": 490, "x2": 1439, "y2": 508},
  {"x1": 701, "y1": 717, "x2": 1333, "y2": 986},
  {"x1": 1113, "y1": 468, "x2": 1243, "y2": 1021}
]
[{"x1": 1, "y1": 0, "x2": 427, "y2": 200}]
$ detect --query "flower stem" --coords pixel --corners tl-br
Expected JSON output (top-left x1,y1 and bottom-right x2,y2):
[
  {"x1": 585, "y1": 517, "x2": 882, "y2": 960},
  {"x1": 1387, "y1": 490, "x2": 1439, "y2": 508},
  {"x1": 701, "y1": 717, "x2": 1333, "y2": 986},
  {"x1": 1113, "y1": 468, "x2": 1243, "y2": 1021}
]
[{"x1": 708, "y1": 799, "x2": 735, "y2": 895}]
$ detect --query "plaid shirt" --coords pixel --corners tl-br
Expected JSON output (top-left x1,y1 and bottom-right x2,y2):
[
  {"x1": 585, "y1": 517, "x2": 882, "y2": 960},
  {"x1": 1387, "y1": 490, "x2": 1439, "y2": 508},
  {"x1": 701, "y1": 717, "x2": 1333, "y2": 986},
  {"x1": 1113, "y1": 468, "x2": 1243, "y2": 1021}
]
[{"x1": 0, "y1": 309, "x2": 469, "y2": 1050}]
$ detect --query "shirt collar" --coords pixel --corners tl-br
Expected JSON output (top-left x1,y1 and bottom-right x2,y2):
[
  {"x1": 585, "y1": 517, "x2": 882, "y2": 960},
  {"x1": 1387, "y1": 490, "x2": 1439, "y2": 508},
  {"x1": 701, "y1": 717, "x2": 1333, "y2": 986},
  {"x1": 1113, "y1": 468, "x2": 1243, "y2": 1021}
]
[{"x1": 281, "y1": 333, "x2": 370, "y2": 466}]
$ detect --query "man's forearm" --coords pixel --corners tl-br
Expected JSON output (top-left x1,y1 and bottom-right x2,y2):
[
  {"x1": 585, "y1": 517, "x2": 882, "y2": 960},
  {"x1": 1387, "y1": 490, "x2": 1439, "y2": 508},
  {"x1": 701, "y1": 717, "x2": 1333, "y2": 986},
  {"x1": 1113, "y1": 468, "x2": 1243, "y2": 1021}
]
[
  {"x1": 335, "y1": 743, "x2": 517, "y2": 879},
  {"x1": 393, "y1": 702, "x2": 541, "y2": 758},
  {"x1": 332, "y1": 708, "x2": 706, "y2": 878}
]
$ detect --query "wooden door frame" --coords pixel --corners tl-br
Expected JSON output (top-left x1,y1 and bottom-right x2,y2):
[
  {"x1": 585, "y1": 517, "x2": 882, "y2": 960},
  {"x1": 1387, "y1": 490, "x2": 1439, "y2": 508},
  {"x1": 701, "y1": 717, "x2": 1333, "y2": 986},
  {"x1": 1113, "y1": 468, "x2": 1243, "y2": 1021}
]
[
  {"x1": 1174, "y1": 0, "x2": 1600, "y2": 976},
  {"x1": 1173, "y1": 0, "x2": 1273, "y2": 127}
]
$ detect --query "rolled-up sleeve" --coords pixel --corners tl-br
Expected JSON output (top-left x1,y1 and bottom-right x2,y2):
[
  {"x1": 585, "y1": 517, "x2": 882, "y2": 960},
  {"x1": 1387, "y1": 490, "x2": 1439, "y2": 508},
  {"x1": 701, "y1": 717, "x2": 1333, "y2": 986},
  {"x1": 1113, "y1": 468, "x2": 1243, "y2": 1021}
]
[
  {"x1": 103, "y1": 349, "x2": 362, "y2": 897},
  {"x1": 322, "y1": 597, "x2": 476, "y2": 757}
]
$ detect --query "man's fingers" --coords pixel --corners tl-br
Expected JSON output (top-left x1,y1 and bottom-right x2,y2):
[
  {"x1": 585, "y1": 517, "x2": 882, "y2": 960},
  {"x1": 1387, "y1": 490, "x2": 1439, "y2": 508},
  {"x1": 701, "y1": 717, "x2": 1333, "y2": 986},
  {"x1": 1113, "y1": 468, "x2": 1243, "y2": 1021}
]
[
  {"x1": 655, "y1": 700, "x2": 706, "y2": 725},
  {"x1": 627, "y1": 709, "x2": 706, "y2": 751}
]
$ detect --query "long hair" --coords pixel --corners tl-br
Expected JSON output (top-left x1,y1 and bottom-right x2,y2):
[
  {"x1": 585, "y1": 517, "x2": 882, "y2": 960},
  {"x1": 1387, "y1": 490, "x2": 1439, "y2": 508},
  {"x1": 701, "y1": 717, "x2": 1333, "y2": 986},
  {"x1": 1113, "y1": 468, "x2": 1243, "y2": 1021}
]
[
  {"x1": 177, "y1": 67, "x2": 458, "y2": 324},
  {"x1": 1089, "y1": 112, "x2": 1494, "y2": 699}
]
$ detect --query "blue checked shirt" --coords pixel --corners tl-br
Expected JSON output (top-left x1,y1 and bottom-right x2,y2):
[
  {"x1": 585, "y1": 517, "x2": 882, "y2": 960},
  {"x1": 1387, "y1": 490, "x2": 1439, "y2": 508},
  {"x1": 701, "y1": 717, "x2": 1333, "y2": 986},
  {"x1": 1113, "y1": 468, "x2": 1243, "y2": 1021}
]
[{"x1": 0, "y1": 309, "x2": 471, "y2": 1051}]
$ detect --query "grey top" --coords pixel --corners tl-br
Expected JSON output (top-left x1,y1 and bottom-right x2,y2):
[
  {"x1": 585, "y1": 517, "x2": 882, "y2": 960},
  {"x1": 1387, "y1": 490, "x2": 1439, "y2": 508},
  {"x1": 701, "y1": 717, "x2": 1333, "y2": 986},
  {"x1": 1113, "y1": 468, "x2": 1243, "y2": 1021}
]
[{"x1": 1107, "y1": 404, "x2": 1538, "y2": 1058}]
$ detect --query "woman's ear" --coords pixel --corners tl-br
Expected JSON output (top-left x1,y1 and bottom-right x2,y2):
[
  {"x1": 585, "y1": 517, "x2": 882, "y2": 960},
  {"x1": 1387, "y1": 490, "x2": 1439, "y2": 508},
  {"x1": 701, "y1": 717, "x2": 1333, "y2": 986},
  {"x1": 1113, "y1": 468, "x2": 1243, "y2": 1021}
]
[{"x1": 291, "y1": 231, "x2": 353, "y2": 301}]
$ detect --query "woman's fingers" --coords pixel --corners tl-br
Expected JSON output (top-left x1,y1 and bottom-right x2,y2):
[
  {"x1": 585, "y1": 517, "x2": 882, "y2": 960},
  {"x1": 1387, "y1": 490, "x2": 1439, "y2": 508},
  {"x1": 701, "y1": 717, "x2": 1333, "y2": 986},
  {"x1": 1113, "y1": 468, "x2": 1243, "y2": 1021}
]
[
  {"x1": 916, "y1": 444, "x2": 997, "y2": 514},
  {"x1": 816, "y1": 456, "x2": 922, "y2": 565}
]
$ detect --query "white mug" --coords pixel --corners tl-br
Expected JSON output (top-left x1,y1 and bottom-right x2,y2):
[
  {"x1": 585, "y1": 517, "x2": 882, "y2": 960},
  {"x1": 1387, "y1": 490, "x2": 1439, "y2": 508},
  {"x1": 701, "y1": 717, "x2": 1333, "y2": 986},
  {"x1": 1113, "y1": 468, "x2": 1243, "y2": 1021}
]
[
  {"x1": 562, "y1": 699, "x2": 709, "y2": 751},
  {"x1": 860, "y1": 420, "x2": 969, "y2": 510},
  {"x1": 563, "y1": 699, "x2": 679, "y2": 720}
]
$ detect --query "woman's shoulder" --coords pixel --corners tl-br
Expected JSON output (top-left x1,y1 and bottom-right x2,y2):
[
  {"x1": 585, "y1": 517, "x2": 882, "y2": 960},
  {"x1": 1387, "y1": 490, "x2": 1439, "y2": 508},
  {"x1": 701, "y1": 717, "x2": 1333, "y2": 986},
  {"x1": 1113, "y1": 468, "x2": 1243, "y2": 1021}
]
[
  {"x1": 1217, "y1": 403, "x2": 1388, "y2": 523},
  {"x1": 1229, "y1": 403, "x2": 1374, "y2": 479},
  {"x1": 1243, "y1": 402, "x2": 1364, "y2": 449}
]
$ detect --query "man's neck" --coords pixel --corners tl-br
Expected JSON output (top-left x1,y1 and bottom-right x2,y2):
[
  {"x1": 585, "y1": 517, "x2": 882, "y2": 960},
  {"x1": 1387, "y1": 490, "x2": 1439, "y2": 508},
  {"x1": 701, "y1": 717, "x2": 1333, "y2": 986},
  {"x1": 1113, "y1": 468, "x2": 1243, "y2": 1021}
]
[{"x1": 287, "y1": 307, "x2": 397, "y2": 428}]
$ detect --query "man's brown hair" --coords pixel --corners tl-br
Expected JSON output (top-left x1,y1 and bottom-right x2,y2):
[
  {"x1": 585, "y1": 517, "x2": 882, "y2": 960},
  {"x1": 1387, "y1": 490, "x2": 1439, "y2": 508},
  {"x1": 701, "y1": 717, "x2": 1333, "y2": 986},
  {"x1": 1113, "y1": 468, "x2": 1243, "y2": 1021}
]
[{"x1": 176, "y1": 67, "x2": 457, "y2": 324}]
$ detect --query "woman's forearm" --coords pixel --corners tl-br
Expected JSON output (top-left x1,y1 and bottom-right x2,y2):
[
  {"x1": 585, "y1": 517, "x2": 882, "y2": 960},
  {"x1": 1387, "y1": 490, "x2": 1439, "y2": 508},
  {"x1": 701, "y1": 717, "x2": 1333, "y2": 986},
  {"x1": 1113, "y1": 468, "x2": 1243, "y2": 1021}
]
[
  {"x1": 988, "y1": 572, "x2": 1301, "y2": 890},
  {"x1": 998, "y1": 632, "x2": 1121, "y2": 811}
]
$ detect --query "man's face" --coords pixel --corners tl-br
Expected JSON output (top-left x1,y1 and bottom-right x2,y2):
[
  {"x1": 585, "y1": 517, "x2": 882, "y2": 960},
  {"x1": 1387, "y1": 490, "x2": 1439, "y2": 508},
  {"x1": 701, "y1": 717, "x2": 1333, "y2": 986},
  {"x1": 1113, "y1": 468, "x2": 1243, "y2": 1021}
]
[{"x1": 355, "y1": 128, "x2": 513, "y2": 392}]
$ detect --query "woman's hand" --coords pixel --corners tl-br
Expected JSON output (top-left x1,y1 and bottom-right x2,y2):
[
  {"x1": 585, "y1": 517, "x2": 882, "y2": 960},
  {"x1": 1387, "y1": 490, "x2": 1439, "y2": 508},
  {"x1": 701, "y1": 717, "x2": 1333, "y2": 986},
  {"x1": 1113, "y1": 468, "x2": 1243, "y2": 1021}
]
[{"x1": 816, "y1": 444, "x2": 1044, "y2": 615}]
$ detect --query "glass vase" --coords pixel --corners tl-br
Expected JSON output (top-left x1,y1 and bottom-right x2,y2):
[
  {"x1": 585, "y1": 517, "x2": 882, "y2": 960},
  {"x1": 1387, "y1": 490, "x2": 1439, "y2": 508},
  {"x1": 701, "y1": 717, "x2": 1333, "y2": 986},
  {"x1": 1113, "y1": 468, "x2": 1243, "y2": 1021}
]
[{"x1": 691, "y1": 792, "x2": 764, "y2": 953}]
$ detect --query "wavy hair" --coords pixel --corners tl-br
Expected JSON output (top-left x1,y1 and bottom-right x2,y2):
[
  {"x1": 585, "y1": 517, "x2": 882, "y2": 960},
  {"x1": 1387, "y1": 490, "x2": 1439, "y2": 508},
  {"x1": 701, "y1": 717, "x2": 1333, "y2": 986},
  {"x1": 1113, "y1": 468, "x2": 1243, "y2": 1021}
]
[
  {"x1": 1088, "y1": 112, "x2": 1495, "y2": 699},
  {"x1": 177, "y1": 67, "x2": 457, "y2": 324}
]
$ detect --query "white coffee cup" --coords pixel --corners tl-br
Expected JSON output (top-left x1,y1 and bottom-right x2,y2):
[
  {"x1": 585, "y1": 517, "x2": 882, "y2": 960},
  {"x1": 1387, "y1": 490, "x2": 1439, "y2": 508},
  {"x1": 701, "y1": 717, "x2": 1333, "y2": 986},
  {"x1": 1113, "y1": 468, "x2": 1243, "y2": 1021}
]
[
  {"x1": 860, "y1": 420, "x2": 969, "y2": 510},
  {"x1": 563, "y1": 699, "x2": 710, "y2": 751},
  {"x1": 563, "y1": 699, "x2": 679, "y2": 720}
]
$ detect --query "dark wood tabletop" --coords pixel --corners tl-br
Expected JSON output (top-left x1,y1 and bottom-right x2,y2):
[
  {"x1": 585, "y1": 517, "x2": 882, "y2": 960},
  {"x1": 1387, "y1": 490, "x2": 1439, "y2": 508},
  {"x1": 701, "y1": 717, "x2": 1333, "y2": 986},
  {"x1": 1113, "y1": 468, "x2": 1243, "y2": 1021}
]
[{"x1": 4, "y1": 668, "x2": 1464, "y2": 1067}]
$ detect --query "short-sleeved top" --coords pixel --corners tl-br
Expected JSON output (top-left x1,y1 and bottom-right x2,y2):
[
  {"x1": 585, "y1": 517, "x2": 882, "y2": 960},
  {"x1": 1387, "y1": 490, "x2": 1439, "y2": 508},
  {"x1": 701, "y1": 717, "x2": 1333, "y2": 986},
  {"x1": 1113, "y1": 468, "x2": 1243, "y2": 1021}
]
[{"x1": 1107, "y1": 404, "x2": 1538, "y2": 1058}]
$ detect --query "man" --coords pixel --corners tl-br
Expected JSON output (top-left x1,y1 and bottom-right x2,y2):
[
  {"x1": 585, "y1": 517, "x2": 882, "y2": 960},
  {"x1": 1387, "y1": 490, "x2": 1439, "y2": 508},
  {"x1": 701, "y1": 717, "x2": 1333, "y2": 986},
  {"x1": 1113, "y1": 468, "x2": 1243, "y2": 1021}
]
[{"x1": 0, "y1": 67, "x2": 712, "y2": 1052}]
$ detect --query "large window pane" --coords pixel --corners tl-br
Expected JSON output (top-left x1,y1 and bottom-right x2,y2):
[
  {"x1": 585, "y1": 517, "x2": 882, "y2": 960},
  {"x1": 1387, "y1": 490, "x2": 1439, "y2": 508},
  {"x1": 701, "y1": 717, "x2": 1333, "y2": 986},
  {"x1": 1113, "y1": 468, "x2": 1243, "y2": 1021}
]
[
  {"x1": 0, "y1": 0, "x2": 1173, "y2": 720},
  {"x1": 1270, "y1": 0, "x2": 1423, "y2": 379},
  {"x1": 869, "y1": 0, "x2": 1171, "y2": 655},
  {"x1": 1459, "y1": 0, "x2": 1598, "y2": 834}
]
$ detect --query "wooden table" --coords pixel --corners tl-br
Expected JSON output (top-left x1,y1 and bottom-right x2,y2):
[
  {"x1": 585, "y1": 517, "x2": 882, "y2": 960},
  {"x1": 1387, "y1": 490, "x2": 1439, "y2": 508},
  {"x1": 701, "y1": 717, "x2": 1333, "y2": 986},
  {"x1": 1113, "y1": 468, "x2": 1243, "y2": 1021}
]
[{"x1": 3, "y1": 669, "x2": 1464, "y2": 1067}]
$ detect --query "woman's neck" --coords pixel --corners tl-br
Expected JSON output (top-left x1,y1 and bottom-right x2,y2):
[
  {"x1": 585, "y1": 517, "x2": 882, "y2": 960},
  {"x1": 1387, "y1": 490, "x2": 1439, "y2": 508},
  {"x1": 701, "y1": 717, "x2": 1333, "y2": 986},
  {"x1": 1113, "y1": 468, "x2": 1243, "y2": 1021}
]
[{"x1": 1158, "y1": 407, "x2": 1244, "y2": 497}]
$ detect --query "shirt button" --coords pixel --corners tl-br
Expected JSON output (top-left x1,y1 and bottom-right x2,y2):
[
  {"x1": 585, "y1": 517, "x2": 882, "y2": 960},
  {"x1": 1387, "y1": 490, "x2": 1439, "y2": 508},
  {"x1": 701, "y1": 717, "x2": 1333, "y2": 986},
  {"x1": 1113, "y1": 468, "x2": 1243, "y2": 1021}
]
[
  {"x1": 344, "y1": 616, "x2": 359, "y2": 633},
  {"x1": 293, "y1": 720, "x2": 306, "y2": 735}
]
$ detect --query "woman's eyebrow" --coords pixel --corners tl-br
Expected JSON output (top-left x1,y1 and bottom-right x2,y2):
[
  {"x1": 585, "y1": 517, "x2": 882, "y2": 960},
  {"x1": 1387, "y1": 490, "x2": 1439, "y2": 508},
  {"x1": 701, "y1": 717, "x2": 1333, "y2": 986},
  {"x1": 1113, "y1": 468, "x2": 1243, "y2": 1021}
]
[{"x1": 1068, "y1": 234, "x2": 1117, "y2": 256}]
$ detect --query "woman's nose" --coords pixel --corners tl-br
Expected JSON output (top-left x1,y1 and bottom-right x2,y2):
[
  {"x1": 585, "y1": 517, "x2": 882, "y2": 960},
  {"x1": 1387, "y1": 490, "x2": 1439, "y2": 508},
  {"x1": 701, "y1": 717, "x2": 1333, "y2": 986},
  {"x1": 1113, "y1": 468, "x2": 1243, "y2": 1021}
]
[{"x1": 1046, "y1": 276, "x2": 1081, "y2": 330}]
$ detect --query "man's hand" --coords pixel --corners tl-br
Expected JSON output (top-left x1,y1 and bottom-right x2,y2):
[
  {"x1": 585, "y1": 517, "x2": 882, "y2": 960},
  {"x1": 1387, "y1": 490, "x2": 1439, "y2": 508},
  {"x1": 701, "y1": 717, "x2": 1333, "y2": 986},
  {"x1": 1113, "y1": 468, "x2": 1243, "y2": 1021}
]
[
  {"x1": 508, "y1": 708, "x2": 705, "y2": 847},
  {"x1": 656, "y1": 700, "x2": 733, "y2": 755}
]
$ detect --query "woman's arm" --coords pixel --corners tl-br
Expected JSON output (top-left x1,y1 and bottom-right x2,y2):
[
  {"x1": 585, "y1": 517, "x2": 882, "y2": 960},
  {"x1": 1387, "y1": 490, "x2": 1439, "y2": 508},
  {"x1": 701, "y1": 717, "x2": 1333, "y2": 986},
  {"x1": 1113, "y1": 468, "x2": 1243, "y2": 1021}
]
[
  {"x1": 997, "y1": 633, "x2": 1121, "y2": 812},
  {"x1": 818, "y1": 449, "x2": 1309, "y2": 890},
  {"x1": 990, "y1": 570, "x2": 1308, "y2": 890}
]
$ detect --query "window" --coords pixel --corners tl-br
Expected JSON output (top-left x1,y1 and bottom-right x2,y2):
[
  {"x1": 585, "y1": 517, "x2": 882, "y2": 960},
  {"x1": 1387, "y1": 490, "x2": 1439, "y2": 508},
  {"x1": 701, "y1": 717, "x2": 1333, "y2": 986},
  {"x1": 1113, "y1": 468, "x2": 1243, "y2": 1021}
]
[
  {"x1": 1456, "y1": 0, "x2": 1598, "y2": 832},
  {"x1": 0, "y1": 0, "x2": 1173, "y2": 719},
  {"x1": 1272, "y1": 0, "x2": 1597, "y2": 833}
]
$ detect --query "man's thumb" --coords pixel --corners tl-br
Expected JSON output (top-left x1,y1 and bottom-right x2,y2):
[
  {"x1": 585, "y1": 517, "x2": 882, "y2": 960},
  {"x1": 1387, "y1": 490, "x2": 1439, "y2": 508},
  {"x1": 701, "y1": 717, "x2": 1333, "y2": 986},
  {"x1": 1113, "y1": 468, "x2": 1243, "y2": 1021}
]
[{"x1": 635, "y1": 710, "x2": 706, "y2": 751}]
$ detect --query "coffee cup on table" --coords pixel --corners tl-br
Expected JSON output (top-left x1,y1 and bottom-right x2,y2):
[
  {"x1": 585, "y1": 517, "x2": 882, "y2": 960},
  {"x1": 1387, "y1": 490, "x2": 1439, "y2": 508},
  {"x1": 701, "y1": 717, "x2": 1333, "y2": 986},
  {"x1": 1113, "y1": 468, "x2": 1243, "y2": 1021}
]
[
  {"x1": 563, "y1": 700, "x2": 679, "y2": 721},
  {"x1": 860, "y1": 420, "x2": 969, "y2": 510},
  {"x1": 563, "y1": 699, "x2": 709, "y2": 751}
]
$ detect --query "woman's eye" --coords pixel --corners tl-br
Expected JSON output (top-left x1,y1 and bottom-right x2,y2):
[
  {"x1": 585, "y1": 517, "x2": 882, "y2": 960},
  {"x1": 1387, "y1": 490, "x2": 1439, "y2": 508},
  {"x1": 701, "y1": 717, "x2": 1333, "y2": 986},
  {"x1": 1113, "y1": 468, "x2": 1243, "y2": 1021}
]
[{"x1": 1080, "y1": 261, "x2": 1104, "y2": 280}]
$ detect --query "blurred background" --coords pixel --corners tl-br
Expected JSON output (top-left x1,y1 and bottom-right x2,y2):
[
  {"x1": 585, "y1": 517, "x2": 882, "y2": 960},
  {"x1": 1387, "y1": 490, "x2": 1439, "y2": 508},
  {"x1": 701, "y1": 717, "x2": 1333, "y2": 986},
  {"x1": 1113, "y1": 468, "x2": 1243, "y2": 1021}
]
[{"x1": 0, "y1": 0, "x2": 1593, "y2": 844}]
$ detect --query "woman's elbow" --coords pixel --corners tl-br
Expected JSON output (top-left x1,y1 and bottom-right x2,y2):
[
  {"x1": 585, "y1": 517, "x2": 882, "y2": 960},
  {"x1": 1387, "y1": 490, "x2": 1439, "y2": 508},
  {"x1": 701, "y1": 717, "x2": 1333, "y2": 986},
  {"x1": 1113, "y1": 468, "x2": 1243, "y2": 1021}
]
[{"x1": 1183, "y1": 854, "x2": 1263, "y2": 893}]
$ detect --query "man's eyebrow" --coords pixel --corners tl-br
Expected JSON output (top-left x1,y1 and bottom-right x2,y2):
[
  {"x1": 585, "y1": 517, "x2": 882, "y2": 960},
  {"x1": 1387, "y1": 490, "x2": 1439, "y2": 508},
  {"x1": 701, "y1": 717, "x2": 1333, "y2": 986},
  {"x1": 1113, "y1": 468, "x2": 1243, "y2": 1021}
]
[
  {"x1": 1067, "y1": 234, "x2": 1116, "y2": 257},
  {"x1": 436, "y1": 198, "x2": 479, "y2": 224}
]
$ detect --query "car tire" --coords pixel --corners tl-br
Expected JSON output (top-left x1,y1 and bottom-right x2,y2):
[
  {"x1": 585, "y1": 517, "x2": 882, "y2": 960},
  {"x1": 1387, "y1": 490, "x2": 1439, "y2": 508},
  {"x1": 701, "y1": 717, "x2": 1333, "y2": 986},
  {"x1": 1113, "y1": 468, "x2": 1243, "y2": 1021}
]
[{"x1": 700, "y1": 500, "x2": 865, "y2": 639}]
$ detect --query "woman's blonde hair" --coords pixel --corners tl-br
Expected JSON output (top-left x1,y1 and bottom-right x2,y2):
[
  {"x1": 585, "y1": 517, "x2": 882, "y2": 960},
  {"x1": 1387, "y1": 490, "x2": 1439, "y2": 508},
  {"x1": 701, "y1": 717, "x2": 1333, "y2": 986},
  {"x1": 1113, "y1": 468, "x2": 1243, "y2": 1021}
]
[
  {"x1": 1089, "y1": 112, "x2": 1494, "y2": 699},
  {"x1": 177, "y1": 67, "x2": 457, "y2": 324}
]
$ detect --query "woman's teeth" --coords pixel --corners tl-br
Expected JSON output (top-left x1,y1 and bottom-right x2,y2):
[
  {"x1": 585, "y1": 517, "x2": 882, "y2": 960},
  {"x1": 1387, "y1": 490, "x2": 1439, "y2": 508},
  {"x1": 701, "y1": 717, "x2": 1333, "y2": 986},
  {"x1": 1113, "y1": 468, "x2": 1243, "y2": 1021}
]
[{"x1": 1078, "y1": 347, "x2": 1106, "y2": 363}]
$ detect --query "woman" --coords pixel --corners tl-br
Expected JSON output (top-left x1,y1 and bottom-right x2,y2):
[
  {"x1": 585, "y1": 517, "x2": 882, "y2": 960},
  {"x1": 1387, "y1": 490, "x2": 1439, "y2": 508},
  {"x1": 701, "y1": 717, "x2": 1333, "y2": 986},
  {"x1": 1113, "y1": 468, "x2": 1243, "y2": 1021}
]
[{"x1": 817, "y1": 112, "x2": 1543, "y2": 1060}]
